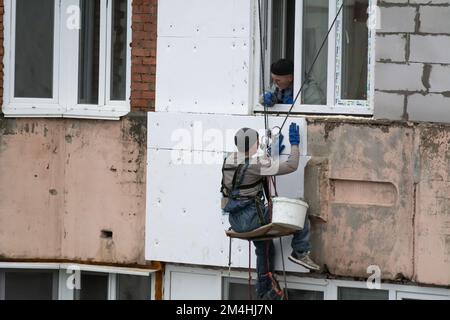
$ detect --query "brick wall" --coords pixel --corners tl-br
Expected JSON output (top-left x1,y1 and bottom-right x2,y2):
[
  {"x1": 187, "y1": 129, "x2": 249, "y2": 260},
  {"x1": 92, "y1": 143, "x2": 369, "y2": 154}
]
[
  {"x1": 0, "y1": 0, "x2": 155, "y2": 113},
  {"x1": 375, "y1": 0, "x2": 450, "y2": 122},
  {"x1": 131, "y1": 0, "x2": 157, "y2": 112}
]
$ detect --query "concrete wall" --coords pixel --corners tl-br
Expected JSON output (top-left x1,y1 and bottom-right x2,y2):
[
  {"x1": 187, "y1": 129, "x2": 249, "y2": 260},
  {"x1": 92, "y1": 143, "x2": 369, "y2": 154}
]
[
  {"x1": 0, "y1": 114, "x2": 148, "y2": 265},
  {"x1": 0, "y1": 0, "x2": 156, "y2": 266},
  {"x1": 2, "y1": 115, "x2": 449, "y2": 286},
  {"x1": 306, "y1": 118, "x2": 450, "y2": 287},
  {"x1": 375, "y1": 0, "x2": 450, "y2": 122}
]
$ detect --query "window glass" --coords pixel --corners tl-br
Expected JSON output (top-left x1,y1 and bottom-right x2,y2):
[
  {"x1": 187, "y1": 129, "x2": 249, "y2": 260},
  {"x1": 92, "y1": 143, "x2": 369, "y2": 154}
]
[
  {"x1": 5, "y1": 271, "x2": 54, "y2": 300},
  {"x1": 301, "y1": 0, "x2": 328, "y2": 105},
  {"x1": 338, "y1": 287, "x2": 389, "y2": 300},
  {"x1": 75, "y1": 273, "x2": 108, "y2": 300},
  {"x1": 110, "y1": 0, "x2": 128, "y2": 101},
  {"x1": 14, "y1": 0, "x2": 54, "y2": 98},
  {"x1": 341, "y1": 0, "x2": 369, "y2": 100},
  {"x1": 225, "y1": 281, "x2": 257, "y2": 300},
  {"x1": 287, "y1": 288, "x2": 324, "y2": 300},
  {"x1": 271, "y1": 0, "x2": 295, "y2": 64},
  {"x1": 117, "y1": 274, "x2": 151, "y2": 300},
  {"x1": 78, "y1": 0, "x2": 101, "y2": 104}
]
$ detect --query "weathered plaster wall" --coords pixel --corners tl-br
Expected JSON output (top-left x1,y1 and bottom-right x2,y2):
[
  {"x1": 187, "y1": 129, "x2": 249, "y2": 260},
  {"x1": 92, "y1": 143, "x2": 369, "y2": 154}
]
[
  {"x1": 0, "y1": 114, "x2": 147, "y2": 265},
  {"x1": 306, "y1": 118, "x2": 450, "y2": 286},
  {"x1": 415, "y1": 125, "x2": 450, "y2": 285}
]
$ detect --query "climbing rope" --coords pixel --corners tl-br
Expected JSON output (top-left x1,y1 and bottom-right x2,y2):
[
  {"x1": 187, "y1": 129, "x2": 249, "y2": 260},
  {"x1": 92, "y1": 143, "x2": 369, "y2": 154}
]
[
  {"x1": 279, "y1": 3, "x2": 344, "y2": 132},
  {"x1": 257, "y1": 0, "x2": 269, "y2": 132},
  {"x1": 257, "y1": 0, "x2": 344, "y2": 132}
]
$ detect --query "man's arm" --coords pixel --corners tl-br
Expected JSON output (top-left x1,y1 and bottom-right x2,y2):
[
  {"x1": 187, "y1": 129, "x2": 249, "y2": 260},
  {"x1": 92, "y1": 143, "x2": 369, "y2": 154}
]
[{"x1": 257, "y1": 145, "x2": 299, "y2": 176}]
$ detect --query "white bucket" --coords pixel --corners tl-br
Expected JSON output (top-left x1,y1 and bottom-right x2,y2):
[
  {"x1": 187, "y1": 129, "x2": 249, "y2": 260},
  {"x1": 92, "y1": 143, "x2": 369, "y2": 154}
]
[{"x1": 271, "y1": 197, "x2": 309, "y2": 230}]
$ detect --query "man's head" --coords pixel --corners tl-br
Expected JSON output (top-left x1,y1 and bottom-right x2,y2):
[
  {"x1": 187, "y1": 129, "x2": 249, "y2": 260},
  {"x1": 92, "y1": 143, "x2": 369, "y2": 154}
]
[
  {"x1": 271, "y1": 59, "x2": 294, "y2": 90},
  {"x1": 234, "y1": 128, "x2": 259, "y2": 155}
]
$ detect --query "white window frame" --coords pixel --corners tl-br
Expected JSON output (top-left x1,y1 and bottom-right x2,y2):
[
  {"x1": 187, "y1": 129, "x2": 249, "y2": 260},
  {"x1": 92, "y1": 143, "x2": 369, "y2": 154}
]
[
  {"x1": 3, "y1": 0, "x2": 132, "y2": 120},
  {"x1": 0, "y1": 262, "x2": 155, "y2": 300},
  {"x1": 253, "y1": 0, "x2": 376, "y2": 116},
  {"x1": 0, "y1": 266, "x2": 60, "y2": 300},
  {"x1": 163, "y1": 264, "x2": 450, "y2": 301},
  {"x1": 58, "y1": 264, "x2": 155, "y2": 300},
  {"x1": 222, "y1": 277, "x2": 257, "y2": 300},
  {"x1": 163, "y1": 265, "x2": 224, "y2": 300},
  {"x1": 396, "y1": 291, "x2": 450, "y2": 300}
]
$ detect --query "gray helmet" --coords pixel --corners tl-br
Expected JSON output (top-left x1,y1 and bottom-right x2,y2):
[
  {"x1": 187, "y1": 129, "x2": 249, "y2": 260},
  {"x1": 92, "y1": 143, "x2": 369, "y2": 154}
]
[{"x1": 234, "y1": 128, "x2": 259, "y2": 152}]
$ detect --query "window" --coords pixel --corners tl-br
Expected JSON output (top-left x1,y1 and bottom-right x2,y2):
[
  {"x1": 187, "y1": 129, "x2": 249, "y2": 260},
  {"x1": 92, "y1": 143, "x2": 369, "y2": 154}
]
[
  {"x1": 70, "y1": 271, "x2": 153, "y2": 300},
  {"x1": 0, "y1": 264, "x2": 154, "y2": 300},
  {"x1": 338, "y1": 287, "x2": 389, "y2": 300},
  {"x1": 223, "y1": 278, "x2": 257, "y2": 300},
  {"x1": 396, "y1": 291, "x2": 450, "y2": 301},
  {"x1": 3, "y1": 0, "x2": 132, "y2": 119},
  {"x1": 117, "y1": 274, "x2": 152, "y2": 300},
  {"x1": 286, "y1": 288, "x2": 324, "y2": 300},
  {"x1": 258, "y1": 0, "x2": 375, "y2": 114},
  {"x1": 75, "y1": 272, "x2": 109, "y2": 300},
  {"x1": 0, "y1": 270, "x2": 58, "y2": 300}
]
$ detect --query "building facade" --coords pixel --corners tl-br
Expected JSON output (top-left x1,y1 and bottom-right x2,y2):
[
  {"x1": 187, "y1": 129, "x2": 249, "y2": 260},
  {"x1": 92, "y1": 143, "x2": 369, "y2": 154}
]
[{"x1": 0, "y1": 0, "x2": 449, "y2": 300}]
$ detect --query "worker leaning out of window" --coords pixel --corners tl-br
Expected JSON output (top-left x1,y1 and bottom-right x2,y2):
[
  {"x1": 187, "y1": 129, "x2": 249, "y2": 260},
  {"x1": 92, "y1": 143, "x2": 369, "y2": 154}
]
[
  {"x1": 262, "y1": 58, "x2": 325, "y2": 107},
  {"x1": 221, "y1": 124, "x2": 320, "y2": 300}
]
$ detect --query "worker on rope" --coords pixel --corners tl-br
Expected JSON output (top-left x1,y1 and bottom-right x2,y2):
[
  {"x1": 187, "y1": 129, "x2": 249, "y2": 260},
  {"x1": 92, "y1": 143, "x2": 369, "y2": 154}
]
[{"x1": 221, "y1": 124, "x2": 320, "y2": 300}]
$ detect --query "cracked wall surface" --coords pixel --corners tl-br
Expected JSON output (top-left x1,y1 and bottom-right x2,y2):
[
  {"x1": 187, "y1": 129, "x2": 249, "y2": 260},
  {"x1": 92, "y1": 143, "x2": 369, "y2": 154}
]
[
  {"x1": 375, "y1": 1, "x2": 450, "y2": 122},
  {"x1": 0, "y1": 114, "x2": 148, "y2": 265},
  {"x1": 306, "y1": 118, "x2": 450, "y2": 287}
]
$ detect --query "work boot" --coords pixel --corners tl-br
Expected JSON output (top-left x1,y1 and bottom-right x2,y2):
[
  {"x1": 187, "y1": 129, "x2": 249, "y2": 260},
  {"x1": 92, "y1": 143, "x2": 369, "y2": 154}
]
[
  {"x1": 257, "y1": 272, "x2": 284, "y2": 300},
  {"x1": 288, "y1": 251, "x2": 320, "y2": 271}
]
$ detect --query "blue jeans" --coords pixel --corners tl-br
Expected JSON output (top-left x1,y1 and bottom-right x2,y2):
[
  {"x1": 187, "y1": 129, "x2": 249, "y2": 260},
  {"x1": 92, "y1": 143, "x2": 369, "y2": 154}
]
[{"x1": 227, "y1": 200, "x2": 311, "y2": 297}]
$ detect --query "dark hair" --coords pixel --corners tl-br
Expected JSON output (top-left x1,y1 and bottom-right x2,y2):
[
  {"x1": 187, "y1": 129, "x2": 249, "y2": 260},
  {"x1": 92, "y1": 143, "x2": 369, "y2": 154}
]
[
  {"x1": 271, "y1": 59, "x2": 294, "y2": 76},
  {"x1": 234, "y1": 128, "x2": 259, "y2": 152}
]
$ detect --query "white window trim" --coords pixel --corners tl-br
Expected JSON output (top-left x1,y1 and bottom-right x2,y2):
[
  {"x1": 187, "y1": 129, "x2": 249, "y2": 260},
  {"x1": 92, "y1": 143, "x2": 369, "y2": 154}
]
[
  {"x1": 164, "y1": 264, "x2": 450, "y2": 300},
  {"x1": 3, "y1": 0, "x2": 132, "y2": 120},
  {"x1": 164, "y1": 264, "x2": 224, "y2": 300},
  {"x1": 3, "y1": 0, "x2": 63, "y2": 117},
  {"x1": 396, "y1": 291, "x2": 450, "y2": 300},
  {"x1": 253, "y1": 0, "x2": 376, "y2": 116},
  {"x1": 222, "y1": 277, "x2": 257, "y2": 300},
  {"x1": 0, "y1": 262, "x2": 155, "y2": 300},
  {"x1": 0, "y1": 271, "x2": 5, "y2": 300},
  {"x1": 0, "y1": 268, "x2": 60, "y2": 300},
  {"x1": 334, "y1": 0, "x2": 376, "y2": 109}
]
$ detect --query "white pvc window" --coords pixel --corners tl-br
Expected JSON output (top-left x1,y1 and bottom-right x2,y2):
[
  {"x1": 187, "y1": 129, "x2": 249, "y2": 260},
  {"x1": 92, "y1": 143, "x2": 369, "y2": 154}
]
[
  {"x1": 0, "y1": 269, "x2": 59, "y2": 300},
  {"x1": 396, "y1": 291, "x2": 450, "y2": 301},
  {"x1": 3, "y1": 0, "x2": 132, "y2": 120},
  {"x1": 256, "y1": 0, "x2": 375, "y2": 115},
  {"x1": 185, "y1": 266, "x2": 450, "y2": 301},
  {"x1": 59, "y1": 269, "x2": 153, "y2": 300},
  {"x1": 0, "y1": 263, "x2": 154, "y2": 300}
]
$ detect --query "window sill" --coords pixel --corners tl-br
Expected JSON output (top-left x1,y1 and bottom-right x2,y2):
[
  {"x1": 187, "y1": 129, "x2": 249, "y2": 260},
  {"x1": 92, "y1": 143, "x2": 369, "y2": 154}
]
[
  {"x1": 2, "y1": 105, "x2": 130, "y2": 120},
  {"x1": 253, "y1": 103, "x2": 373, "y2": 116}
]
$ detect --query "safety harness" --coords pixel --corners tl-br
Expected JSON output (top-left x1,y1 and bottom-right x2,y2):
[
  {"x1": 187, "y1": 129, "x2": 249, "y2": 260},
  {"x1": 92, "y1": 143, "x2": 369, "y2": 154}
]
[{"x1": 221, "y1": 158, "x2": 268, "y2": 226}]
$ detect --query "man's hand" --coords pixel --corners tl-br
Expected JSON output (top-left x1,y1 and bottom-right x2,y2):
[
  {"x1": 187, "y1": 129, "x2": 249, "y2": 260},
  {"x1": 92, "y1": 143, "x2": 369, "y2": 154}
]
[
  {"x1": 283, "y1": 96, "x2": 294, "y2": 105},
  {"x1": 289, "y1": 123, "x2": 300, "y2": 146},
  {"x1": 268, "y1": 134, "x2": 285, "y2": 156},
  {"x1": 263, "y1": 92, "x2": 276, "y2": 107}
]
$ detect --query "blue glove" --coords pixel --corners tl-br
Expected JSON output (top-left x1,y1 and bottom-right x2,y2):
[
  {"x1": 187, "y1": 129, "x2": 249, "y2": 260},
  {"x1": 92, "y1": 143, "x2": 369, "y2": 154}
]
[
  {"x1": 268, "y1": 134, "x2": 285, "y2": 156},
  {"x1": 263, "y1": 92, "x2": 276, "y2": 107},
  {"x1": 289, "y1": 123, "x2": 300, "y2": 146},
  {"x1": 283, "y1": 96, "x2": 294, "y2": 104}
]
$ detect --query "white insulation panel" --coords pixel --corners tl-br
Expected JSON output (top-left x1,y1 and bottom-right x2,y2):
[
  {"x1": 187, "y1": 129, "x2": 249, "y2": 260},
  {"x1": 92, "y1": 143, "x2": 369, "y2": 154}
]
[
  {"x1": 156, "y1": 38, "x2": 250, "y2": 114},
  {"x1": 158, "y1": 0, "x2": 251, "y2": 38},
  {"x1": 156, "y1": 0, "x2": 252, "y2": 114},
  {"x1": 146, "y1": 112, "x2": 310, "y2": 273},
  {"x1": 147, "y1": 112, "x2": 308, "y2": 156}
]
